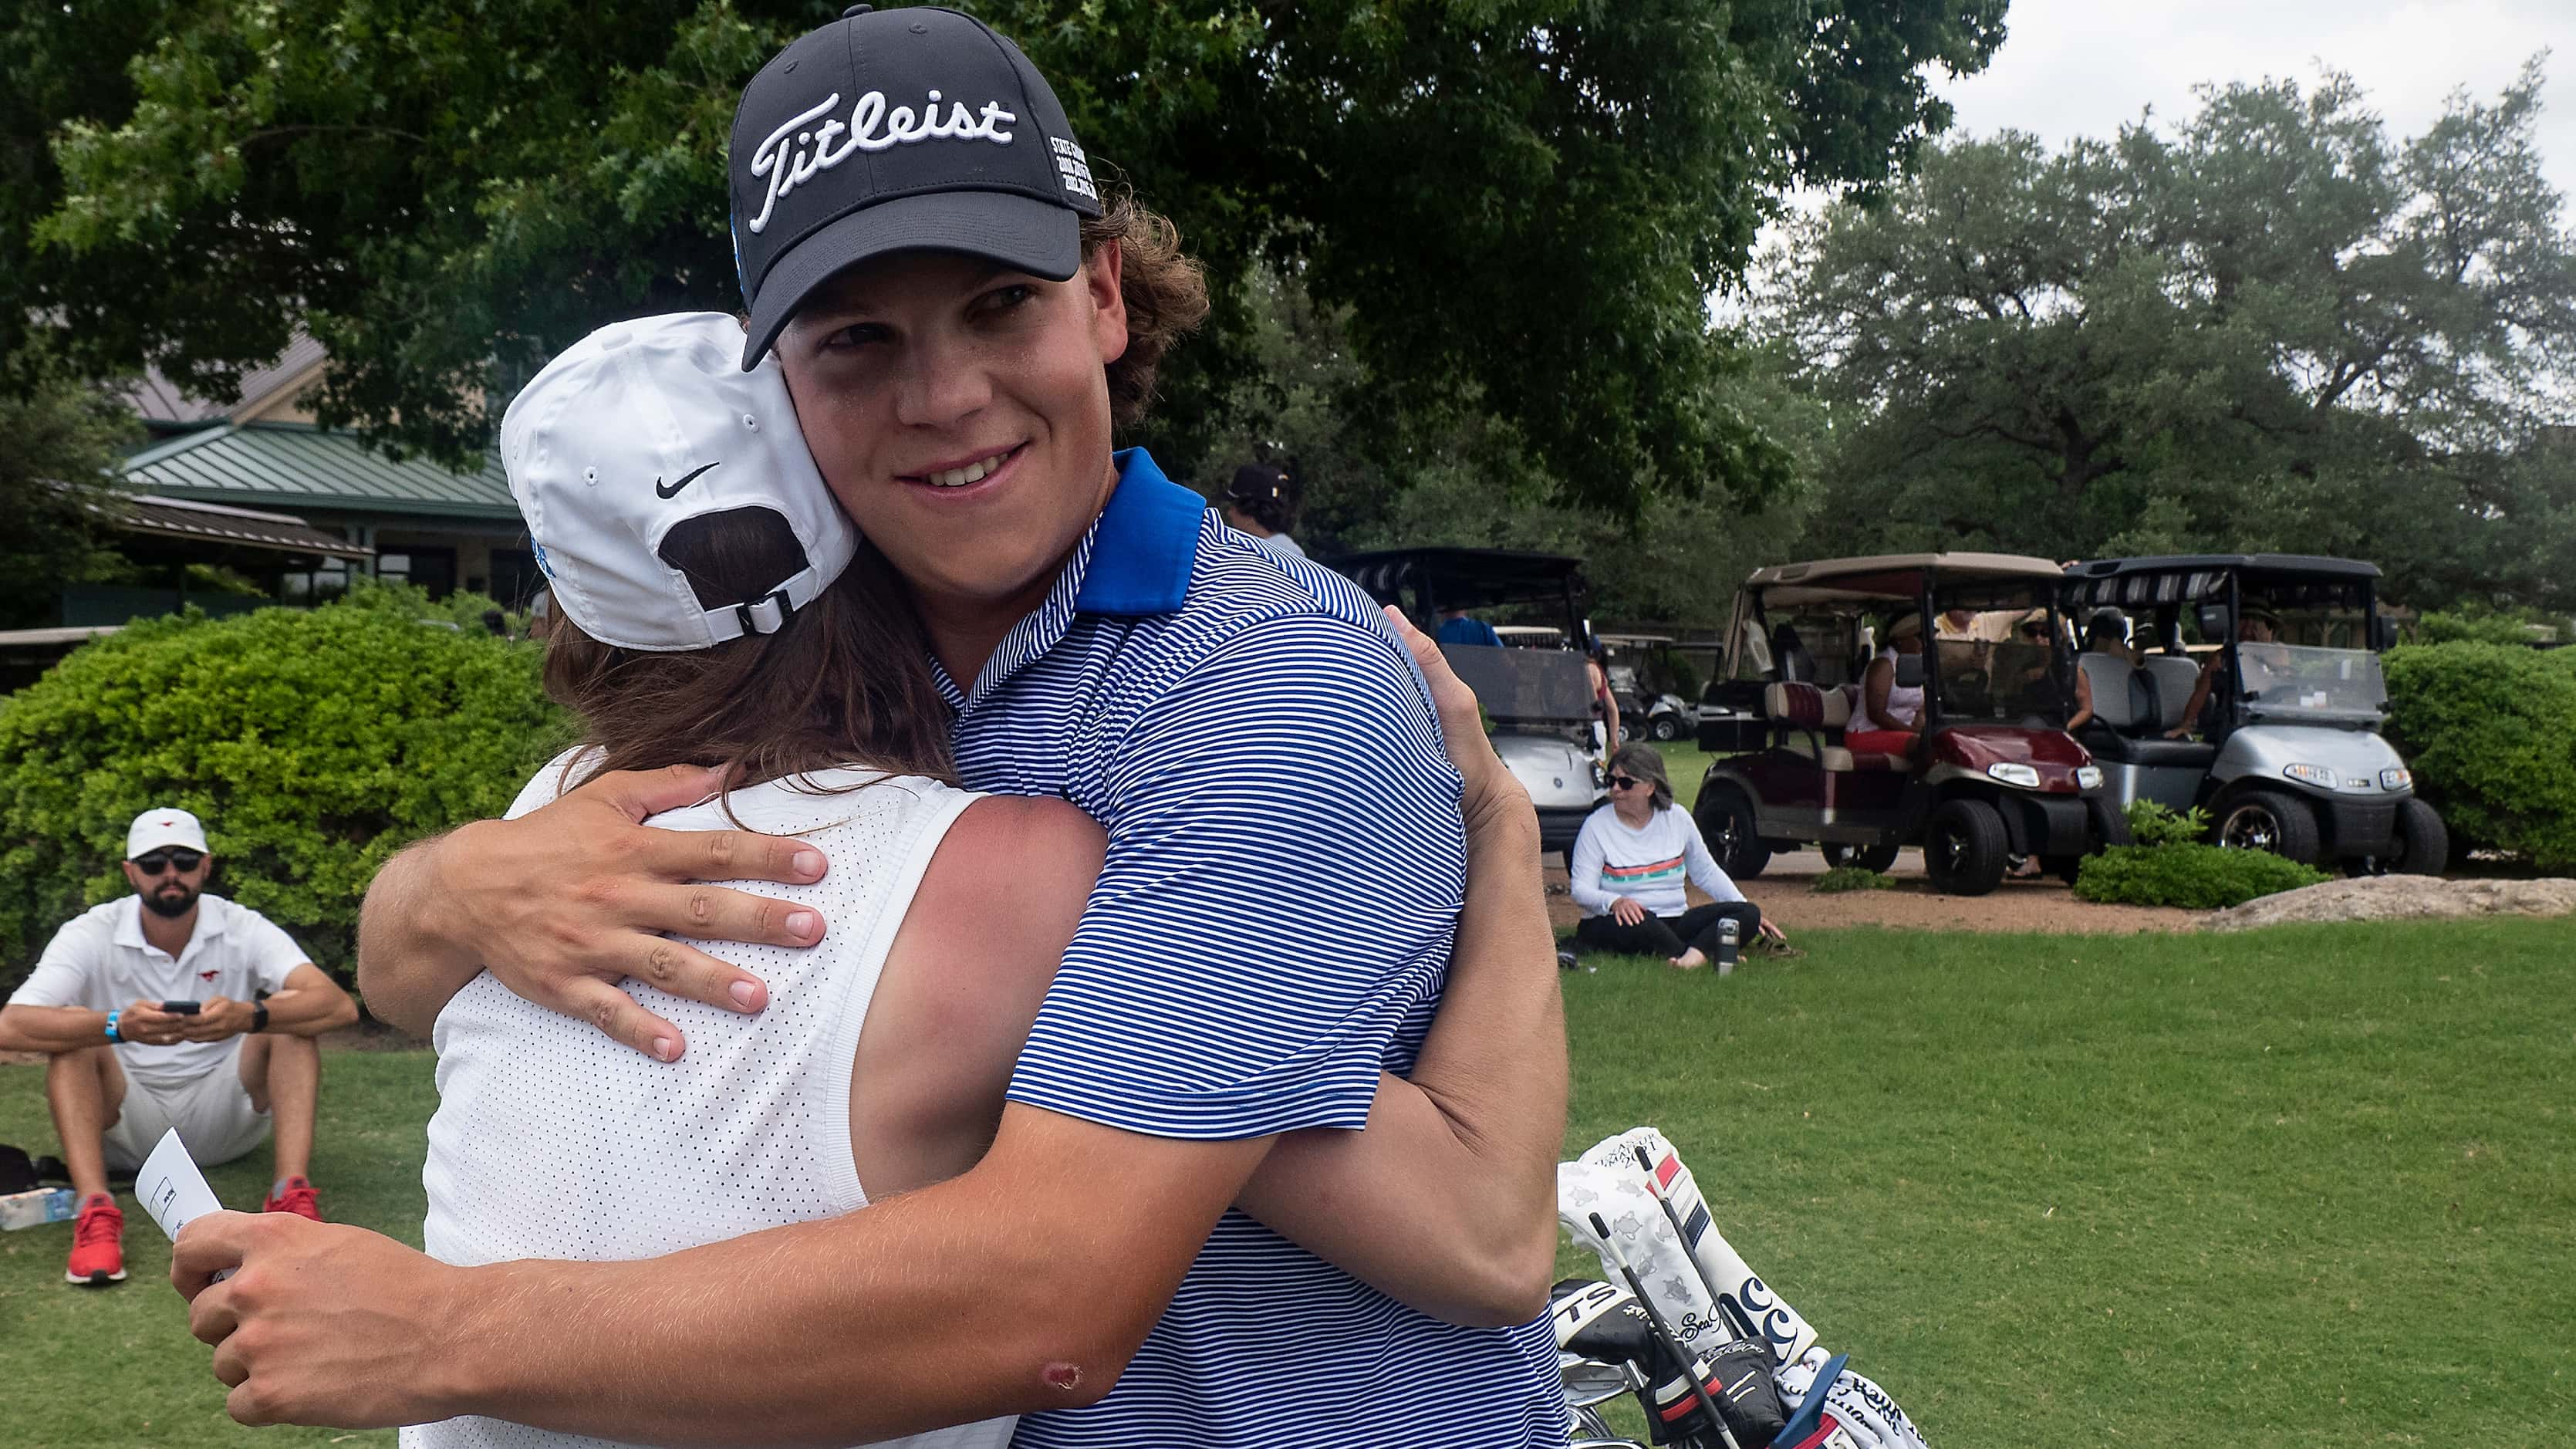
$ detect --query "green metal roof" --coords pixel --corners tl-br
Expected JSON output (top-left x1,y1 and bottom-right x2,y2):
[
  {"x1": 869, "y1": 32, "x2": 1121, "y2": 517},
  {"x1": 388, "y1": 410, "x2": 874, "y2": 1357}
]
[{"x1": 123, "y1": 421, "x2": 521, "y2": 522}]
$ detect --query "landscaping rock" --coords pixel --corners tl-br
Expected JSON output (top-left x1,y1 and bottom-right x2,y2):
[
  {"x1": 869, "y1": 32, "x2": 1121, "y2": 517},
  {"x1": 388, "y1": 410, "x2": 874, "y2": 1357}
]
[{"x1": 2201, "y1": 874, "x2": 2576, "y2": 931}]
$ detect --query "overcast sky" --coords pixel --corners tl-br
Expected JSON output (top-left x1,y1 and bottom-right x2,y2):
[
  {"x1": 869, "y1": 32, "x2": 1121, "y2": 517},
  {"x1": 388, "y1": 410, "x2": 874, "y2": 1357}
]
[{"x1": 1929, "y1": 0, "x2": 2576, "y2": 208}]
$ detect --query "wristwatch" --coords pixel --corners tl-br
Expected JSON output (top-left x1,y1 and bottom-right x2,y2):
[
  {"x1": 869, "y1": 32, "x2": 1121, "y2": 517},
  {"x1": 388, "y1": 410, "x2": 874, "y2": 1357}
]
[
  {"x1": 250, "y1": 1001, "x2": 270, "y2": 1034},
  {"x1": 104, "y1": 1009, "x2": 123, "y2": 1044}
]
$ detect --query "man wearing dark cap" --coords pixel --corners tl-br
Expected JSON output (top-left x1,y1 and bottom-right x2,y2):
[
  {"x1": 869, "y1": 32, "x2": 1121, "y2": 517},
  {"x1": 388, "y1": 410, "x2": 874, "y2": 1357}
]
[
  {"x1": 180, "y1": 8, "x2": 1566, "y2": 1447},
  {"x1": 1217, "y1": 461, "x2": 1305, "y2": 560}
]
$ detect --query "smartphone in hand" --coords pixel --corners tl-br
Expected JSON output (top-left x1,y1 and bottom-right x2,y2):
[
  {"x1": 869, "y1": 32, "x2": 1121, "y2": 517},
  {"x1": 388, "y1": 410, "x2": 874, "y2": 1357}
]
[{"x1": 160, "y1": 1000, "x2": 203, "y2": 1015}]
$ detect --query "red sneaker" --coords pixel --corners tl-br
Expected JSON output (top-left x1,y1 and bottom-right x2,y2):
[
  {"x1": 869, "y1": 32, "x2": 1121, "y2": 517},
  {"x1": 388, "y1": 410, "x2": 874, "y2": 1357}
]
[
  {"x1": 263, "y1": 1176, "x2": 322, "y2": 1221},
  {"x1": 66, "y1": 1194, "x2": 125, "y2": 1285}
]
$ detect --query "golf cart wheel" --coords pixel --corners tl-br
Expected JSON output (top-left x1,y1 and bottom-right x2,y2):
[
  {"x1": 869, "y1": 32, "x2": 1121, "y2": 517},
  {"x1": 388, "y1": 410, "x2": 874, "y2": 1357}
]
[
  {"x1": 1923, "y1": 798, "x2": 2009, "y2": 896},
  {"x1": 1649, "y1": 714, "x2": 1682, "y2": 741},
  {"x1": 2214, "y1": 790, "x2": 2321, "y2": 865},
  {"x1": 1821, "y1": 842, "x2": 1901, "y2": 873},
  {"x1": 1696, "y1": 788, "x2": 1771, "y2": 880},
  {"x1": 2392, "y1": 798, "x2": 2449, "y2": 876}
]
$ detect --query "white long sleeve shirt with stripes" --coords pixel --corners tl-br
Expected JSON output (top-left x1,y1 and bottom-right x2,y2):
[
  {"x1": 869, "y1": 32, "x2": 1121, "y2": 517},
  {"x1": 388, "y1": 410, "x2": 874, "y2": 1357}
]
[{"x1": 1569, "y1": 803, "x2": 1747, "y2": 917}]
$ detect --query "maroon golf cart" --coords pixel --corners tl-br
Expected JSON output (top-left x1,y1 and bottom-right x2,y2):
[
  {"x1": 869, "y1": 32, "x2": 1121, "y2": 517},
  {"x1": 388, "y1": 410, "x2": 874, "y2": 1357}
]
[{"x1": 1692, "y1": 553, "x2": 2129, "y2": 895}]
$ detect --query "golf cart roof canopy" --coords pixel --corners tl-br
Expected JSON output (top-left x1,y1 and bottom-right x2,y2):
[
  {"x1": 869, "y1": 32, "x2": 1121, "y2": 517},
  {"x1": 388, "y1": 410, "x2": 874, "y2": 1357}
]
[
  {"x1": 1324, "y1": 547, "x2": 1587, "y2": 613},
  {"x1": 2068, "y1": 555, "x2": 2382, "y2": 612},
  {"x1": 2069, "y1": 554, "x2": 2382, "y2": 581},
  {"x1": 1744, "y1": 552, "x2": 2068, "y2": 606}
]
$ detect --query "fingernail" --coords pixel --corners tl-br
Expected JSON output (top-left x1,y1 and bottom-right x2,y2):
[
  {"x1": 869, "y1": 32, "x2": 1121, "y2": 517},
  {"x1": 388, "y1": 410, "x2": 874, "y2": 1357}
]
[
  {"x1": 652, "y1": 1036, "x2": 678, "y2": 1062},
  {"x1": 792, "y1": 849, "x2": 825, "y2": 879},
  {"x1": 785, "y1": 910, "x2": 819, "y2": 941},
  {"x1": 729, "y1": 980, "x2": 760, "y2": 1009}
]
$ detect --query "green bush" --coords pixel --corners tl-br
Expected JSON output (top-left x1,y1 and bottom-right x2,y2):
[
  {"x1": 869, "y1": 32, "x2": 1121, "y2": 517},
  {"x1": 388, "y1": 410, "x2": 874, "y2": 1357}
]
[
  {"x1": 1813, "y1": 865, "x2": 1896, "y2": 893},
  {"x1": 2381, "y1": 642, "x2": 2576, "y2": 871},
  {"x1": 2124, "y1": 800, "x2": 2213, "y2": 849},
  {"x1": 0, "y1": 599, "x2": 570, "y2": 993},
  {"x1": 2413, "y1": 607, "x2": 2569, "y2": 647},
  {"x1": 2074, "y1": 845, "x2": 2331, "y2": 909}
]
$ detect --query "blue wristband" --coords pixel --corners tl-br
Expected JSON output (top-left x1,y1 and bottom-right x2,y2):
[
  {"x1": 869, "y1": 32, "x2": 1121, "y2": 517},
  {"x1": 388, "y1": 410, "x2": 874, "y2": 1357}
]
[{"x1": 104, "y1": 1009, "x2": 122, "y2": 1044}]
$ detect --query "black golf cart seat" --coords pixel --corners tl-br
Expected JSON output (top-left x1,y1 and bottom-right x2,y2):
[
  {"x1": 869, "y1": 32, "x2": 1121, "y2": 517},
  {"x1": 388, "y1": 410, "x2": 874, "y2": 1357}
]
[
  {"x1": 1766, "y1": 682, "x2": 1906, "y2": 772},
  {"x1": 2075, "y1": 654, "x2": 2217, "y2": 768}
]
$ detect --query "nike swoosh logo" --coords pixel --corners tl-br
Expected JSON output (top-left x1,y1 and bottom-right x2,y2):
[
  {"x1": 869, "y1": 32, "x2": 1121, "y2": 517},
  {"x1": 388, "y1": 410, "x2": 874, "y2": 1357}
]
[{"x1": 656, "y1": 462, "x2": 720, "y2": 499}]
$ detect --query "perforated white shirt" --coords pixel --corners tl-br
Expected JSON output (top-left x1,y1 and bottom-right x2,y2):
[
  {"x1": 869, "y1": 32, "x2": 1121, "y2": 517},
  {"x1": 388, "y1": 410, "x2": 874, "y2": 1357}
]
[{"x1": 403, "y1": 753, "x2": 1006, "y2": 1449}]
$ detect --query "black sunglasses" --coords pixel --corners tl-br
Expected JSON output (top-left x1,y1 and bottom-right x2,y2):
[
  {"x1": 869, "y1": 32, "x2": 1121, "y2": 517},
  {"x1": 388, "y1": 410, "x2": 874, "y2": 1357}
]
[
  {"x1": 132, "y1": 849, "x2": 204, "y2": 875},
  {"x1": 1607, "y1": 775, "x2": 1646, "y2": 792}
]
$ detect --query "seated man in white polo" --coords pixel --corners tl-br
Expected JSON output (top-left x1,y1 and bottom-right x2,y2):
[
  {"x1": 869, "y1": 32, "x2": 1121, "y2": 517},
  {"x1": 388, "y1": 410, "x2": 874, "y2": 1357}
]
[{"x1": 0, "y1": 808, "x2": 356, "y2": 1285}]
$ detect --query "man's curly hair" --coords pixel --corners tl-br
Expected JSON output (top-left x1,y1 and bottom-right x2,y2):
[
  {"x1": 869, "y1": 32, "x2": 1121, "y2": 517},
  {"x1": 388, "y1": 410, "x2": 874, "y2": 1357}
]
[{"x1": 1080, "y1": 184, "x2": 1207, "y2": 430}]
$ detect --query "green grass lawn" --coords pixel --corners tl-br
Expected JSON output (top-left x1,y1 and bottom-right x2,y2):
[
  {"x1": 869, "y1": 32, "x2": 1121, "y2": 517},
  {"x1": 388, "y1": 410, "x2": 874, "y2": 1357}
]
[
  {"x1": 1638, "y1": 741, "x2": 1714, "y2": 812},
  {"x1": 6, "y1": 917, "x2": 2571, "y2": 1445},
  {"x1": 2, "y1": 1052, "x2": 429, "y2": 1448}
]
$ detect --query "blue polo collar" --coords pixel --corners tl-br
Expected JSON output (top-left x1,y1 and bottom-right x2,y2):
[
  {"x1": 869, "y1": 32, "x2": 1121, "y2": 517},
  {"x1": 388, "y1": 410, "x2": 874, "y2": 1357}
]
[{"x1": 1071, "y1": 449, "x2": 1201, "y2": 616}]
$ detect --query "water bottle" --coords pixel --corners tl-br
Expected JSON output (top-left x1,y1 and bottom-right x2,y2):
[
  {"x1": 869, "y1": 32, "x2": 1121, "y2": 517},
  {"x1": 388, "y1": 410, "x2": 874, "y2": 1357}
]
[
  {"x1": 1715, "y1": 918, "x2": 1740, "y2": 975},
  {"x1": 0, "y1": 1187, "x2": 79, "y2": 1231}
]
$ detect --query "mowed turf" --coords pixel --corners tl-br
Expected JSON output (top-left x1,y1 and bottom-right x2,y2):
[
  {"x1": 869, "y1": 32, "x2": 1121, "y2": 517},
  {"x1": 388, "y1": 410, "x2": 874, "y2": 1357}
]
[
  {"x1": 0, "y1": 1050, "x2": 428, "y2": 1448},
  {"x1": 1558, "y1": 917, "x2": 2575, "y2": 1445},
  {"x1": 3, "y1": 917, "x2": 2570, "y2": 1445}
]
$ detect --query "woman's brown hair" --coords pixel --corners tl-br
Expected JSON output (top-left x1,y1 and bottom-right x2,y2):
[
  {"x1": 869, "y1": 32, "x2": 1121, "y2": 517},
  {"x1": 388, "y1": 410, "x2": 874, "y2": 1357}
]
[
  {"x1": 1607, "y1": 742, "x2": 1676, "y2": 813},
  {"x1": 542, "y1": 508, "x2": 957, "y2": 804},
  {"x1": 1081, "y1": 182, "x2": 1208, "y2": 431}
]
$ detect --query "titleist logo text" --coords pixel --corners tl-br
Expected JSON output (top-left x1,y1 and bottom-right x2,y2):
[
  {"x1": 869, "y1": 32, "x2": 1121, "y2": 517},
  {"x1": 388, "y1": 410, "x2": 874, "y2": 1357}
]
[{"x1": 745, "y1": 89, "x2": 1020, "y2": 235}]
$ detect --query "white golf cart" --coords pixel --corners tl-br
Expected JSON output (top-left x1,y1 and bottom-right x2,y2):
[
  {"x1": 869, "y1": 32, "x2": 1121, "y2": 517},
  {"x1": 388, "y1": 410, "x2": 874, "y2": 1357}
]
[
  {"x1": 1595, "y1": 633, "x2": 1698, "y2": 741},
  {"x1": 1325, "y1": 547, "x2": 1609, "y2": 857},
  {"x1": 2064, "y1": 554, "x2": 2444, "y2": 873}
]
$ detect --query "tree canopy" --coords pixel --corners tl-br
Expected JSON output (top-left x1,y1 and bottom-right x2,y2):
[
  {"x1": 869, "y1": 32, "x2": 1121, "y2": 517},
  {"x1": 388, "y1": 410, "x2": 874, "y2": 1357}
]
[
  {"x1": 23, "y1": 0, "x2": 2003, "y2": 516},
  {"x1": 1765, "y1": 61, "x2": 2576, "y2": 612}
]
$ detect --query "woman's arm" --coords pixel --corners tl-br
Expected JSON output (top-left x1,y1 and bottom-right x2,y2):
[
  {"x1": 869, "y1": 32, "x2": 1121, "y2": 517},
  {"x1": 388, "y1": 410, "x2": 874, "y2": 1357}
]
[
  {"x1": 1231, "y1": 608, "x2": 1568, "y2": 1328},
  {"x1": 1862, "y1": 657, "x2": 1896, "y2": 728},
  {"x1": 1676, "y1": 809, "x2": 1746, "y2": 907},
  {"x1": 2167, "y1": 657, "x2": 2218, "y2": 738},
  {"x1": 2068, "y1": 663, "x2": 2096, "y2": 731},
  {"x1": 1566, "y1": 813, "x2": 1616, "y2": 915}
]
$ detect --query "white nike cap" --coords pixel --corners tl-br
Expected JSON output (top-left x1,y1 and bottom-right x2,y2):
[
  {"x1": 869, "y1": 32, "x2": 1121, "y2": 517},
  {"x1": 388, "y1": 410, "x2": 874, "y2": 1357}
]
[
  {"x1": 127, "y1": 807, "x2": 209, "y2": 860},
  {"x1": 501, "y1": 312, "x2": 856, "y2": 652}
]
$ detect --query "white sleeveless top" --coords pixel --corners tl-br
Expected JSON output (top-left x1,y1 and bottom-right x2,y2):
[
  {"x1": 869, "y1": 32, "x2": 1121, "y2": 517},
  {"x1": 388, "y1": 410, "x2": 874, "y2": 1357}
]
[
  {"x1": 1851, "y1": 647, "x2": 1925, "y2": 733},
  {"x1": 403, "y1": 755, "x2": 1007, "y2": 1449}
]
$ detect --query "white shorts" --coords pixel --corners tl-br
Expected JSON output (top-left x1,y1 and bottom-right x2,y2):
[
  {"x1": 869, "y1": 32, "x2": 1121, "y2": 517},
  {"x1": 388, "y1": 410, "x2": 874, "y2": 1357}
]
[{"x1": 100, "y1": 1039, "x2": 272, "y2": 1172}]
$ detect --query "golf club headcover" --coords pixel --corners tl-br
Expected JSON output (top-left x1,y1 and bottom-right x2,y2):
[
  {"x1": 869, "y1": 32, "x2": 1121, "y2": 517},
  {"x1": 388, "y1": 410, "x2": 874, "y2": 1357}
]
[
  {"x1": 1558, "y1": 1127, "x2": 1820, "y2": 1366},
  {"x1": 1775, "y1": 1347, "x2": 1929, "y2": 1449}
]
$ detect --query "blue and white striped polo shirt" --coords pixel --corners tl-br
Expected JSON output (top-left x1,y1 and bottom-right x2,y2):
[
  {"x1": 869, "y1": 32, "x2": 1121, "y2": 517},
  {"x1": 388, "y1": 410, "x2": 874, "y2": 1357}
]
[{"x1": 943, "y1": 450, "x2": 1561, "y2": 1448}]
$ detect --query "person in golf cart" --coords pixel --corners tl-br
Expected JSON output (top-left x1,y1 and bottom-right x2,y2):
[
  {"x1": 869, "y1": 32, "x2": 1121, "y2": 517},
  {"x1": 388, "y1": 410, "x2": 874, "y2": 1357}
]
[
  {"x1": 2164, "y1": 610, "x2": 2284, "y2": 738},
  {"x1": 1695, "y1": 553, "x2": 2119, "y2": 896},
  {"x1": 1848, "y1": 613, "x2": 1928, "y2": 757}
]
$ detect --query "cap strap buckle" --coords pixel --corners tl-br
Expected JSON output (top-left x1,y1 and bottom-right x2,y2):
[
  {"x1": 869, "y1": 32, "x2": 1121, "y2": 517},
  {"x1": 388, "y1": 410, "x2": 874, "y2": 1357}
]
[{"x1": 737, "y1": 590, "x2": 795, "y2": 637}]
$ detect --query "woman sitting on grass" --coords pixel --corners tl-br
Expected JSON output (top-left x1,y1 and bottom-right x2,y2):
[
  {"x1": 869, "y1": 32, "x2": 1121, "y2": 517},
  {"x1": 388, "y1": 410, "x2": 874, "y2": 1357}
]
[{"x1": 1569, "y1": 743, "x2": 1796, "y2": 971}]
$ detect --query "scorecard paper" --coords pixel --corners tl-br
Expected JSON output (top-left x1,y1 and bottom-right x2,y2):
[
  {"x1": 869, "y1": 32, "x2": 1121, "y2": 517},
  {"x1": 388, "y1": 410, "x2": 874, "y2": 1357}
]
[{"x1": 137, "y1": 1128, "x2": 227, "y2": 1241}]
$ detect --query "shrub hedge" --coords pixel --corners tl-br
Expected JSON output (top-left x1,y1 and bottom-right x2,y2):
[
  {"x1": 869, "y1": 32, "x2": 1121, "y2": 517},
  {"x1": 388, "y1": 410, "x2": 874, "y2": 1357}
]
[
  {"x1": 1812, "y1": 866, "x2": 1896, "y2": 893},
  {"x1": 2073, "y1": 844, "x2": 2330, "y2": 910},
  {"x1": 2381, "y1": 642, "x2": 2576, "y2": 872},
  {"x1": 2124, "y1": 800, "x2": 2213, "y2": 849},
  {"x1": 0, "y1": 594, "x2": 569, "y2": 993}
]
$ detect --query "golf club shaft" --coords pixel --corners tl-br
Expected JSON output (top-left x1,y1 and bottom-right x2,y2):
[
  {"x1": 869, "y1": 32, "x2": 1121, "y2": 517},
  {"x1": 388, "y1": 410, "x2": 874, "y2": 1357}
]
[
  {"x1": 1634, "y1": 1144, "x2": 1761, "y2": 1343},
  {"x1": 1588, "y1": 1211, "x2": 1743, "y2": 1449}
]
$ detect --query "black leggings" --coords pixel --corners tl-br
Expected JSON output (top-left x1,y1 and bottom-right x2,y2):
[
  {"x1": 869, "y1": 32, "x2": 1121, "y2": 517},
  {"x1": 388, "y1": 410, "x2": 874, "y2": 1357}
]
[{"x1": 1575, "y1": 901, "x2": 1763, "y2": 960}]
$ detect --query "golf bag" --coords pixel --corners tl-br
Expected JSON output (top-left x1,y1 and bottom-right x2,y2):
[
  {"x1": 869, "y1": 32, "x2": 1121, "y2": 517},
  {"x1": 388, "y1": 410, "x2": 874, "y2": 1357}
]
[{"x1": 1557, "y1": 1127, "x2": 1932, "y2": 1449}]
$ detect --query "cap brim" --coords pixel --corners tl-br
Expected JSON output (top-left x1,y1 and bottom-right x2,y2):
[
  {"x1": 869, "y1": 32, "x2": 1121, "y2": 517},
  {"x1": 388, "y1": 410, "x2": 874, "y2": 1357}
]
[{"x1": 739, "y1": 191, "x2": 1083, "y2": 370}]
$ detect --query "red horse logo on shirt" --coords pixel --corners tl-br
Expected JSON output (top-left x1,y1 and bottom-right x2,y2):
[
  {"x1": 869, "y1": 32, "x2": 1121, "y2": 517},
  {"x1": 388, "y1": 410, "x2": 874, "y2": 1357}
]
[{"x1": 199, "y1": 970, "x2": 218, "y2": 981}]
